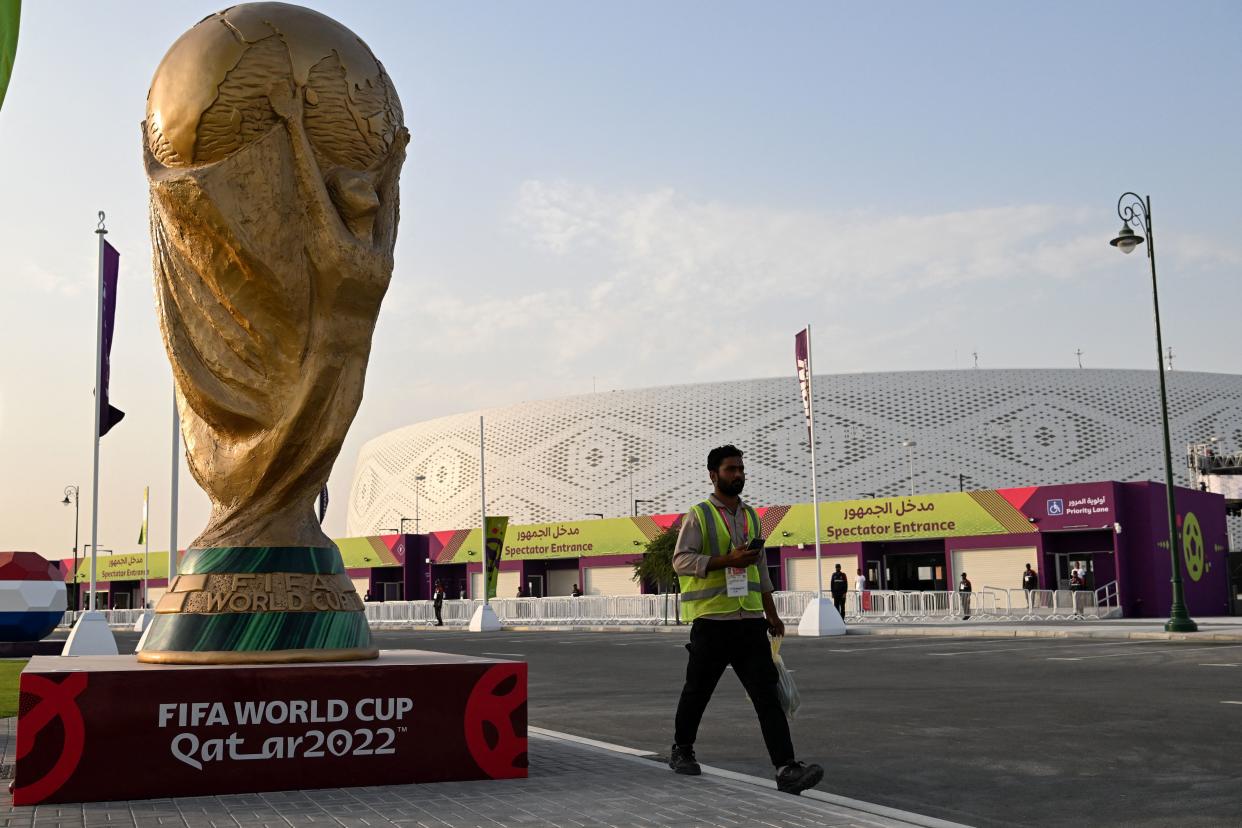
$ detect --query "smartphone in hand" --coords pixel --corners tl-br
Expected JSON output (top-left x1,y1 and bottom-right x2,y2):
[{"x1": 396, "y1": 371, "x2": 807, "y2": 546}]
[{"x1": 747, "y1": 537, "x2": 765, "y2": 551}]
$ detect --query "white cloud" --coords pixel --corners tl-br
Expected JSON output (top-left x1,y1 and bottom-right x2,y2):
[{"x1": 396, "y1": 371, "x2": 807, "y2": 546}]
[
  {"x1": 361, "y1": 180, "x2": 1242, "y2": 430},
  {"x1": 21, "y1": 260, "x2": 86, "y2": 298},
  {"x1": 512, "y1": 184, "x2": 1119, "y2": 299}
]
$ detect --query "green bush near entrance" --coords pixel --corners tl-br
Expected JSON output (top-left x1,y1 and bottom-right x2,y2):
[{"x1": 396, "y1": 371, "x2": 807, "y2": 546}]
[
  {"x1": 0, "y1": 660, "x2": 27, "y2": 718},
  {"x1": 632, "y1": 527, "x2": 679, "y2": 593}
]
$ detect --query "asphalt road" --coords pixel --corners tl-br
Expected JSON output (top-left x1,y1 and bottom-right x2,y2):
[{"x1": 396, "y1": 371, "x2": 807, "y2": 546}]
[{"x1": 104, "y1": 629, "x2": 1242, "y2": 828}]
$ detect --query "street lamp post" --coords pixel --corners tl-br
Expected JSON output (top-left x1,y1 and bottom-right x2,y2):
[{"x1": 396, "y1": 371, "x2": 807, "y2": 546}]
[
  {"x1": 627, "y1": 456, "x2": 638, "y2": 517},
  {"x1": 413, "y1": 474, "x2": 427, "y2": 534},
  {"x1": 1109, "y1": 192, "x2": 1196, "y2": 633},
  {"x1": 901, "y1": 439, "x2": 917, "y2": 496},
  {"x1": 62, "y1": 486, "x2": 80, "y2": 612}
]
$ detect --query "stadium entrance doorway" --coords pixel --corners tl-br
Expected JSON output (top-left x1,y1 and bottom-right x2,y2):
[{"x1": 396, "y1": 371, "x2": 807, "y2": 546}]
[
  {"x1": 884, "y1": 553, "x2": 947, "y2": 590},
  {"x1": 1053, "y1": 554, "x2": 1095, "y2": 590}
]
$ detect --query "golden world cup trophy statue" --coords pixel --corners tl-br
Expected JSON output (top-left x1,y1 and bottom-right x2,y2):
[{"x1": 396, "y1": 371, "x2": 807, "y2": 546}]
[{"x1": 137, "y1": 3, "x2": 407, "y2": 663}]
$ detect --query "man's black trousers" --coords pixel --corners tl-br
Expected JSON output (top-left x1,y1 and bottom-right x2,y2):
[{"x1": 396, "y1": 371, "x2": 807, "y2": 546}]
[
  {"x1": 673, "y1": 617, "x2": 794, "y2": 768},
  {"x1": 832, "y1": 592, "x2": 847, "y2": 618}
]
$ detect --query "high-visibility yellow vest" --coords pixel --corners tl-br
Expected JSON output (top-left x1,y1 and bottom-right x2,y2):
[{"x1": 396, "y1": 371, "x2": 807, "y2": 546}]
[{"x1": 679, "y1": 500, "x2": 764, "y2": 622}]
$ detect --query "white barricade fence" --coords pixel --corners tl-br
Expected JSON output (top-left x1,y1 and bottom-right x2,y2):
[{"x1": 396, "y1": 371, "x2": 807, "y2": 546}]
[
  {"x1": 1095, "y1": 581, "x2": 1122, "y2": 618},
  {"x1": 980, "y1": 583, "x2": 1119, "y2": 620},
  {"x1": 58, "y1": 582, "x2": 1123, "y2": 629}
]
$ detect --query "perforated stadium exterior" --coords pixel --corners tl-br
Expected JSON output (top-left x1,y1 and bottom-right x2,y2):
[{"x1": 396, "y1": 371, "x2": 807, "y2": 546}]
[{"x1": 347, "y1": 369, "x2": 1242, "y2": 546}]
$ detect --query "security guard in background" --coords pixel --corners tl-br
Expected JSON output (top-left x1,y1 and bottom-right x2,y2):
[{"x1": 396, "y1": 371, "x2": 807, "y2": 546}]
[
  {"x1": 669, "y1": 445, "x2": 824, "y2": 795},
  {"x1": 830, "y1": 563, "x2": 849, "y2": 618}
]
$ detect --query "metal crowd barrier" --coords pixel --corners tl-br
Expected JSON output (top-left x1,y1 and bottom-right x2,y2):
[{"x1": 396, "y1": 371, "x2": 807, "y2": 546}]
[
  {"x1": 363, "y1": 595, "x2": 678, "y2": 627},
  {"x1": 978, "y1": 584, "x2": 1121, "y2": 620},
  {"x1": 61, "y1": 582, "x2": 1120, "y2": 629}
]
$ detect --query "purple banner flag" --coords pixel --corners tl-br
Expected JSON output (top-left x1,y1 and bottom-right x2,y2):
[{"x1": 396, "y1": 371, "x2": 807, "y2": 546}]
[
  {"x1": 794, "y1": 327, "x2": 812, "y2": 442},
  {"x1": 99, "y1": 240, "x2": 125, "y2": 436}
]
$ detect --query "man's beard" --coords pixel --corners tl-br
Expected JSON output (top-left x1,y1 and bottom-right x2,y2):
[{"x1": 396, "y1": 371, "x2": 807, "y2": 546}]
[{"x1": 718, "y1": 478, "x2": 745, "y2": 497}]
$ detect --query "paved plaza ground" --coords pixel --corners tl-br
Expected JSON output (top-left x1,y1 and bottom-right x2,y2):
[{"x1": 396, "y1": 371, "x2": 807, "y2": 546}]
[
  {"x1": 26, "y1": 621, "x2": 1242, "y2": 827},
  {"x1": 0, "y1": 717, "x2": 956, "y2": 828}
]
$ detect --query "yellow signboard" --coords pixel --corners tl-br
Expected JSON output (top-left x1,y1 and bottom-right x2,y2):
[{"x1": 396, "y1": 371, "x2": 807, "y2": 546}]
[
  {"x1": 73, "y1": 552, "x2": 169, "y2": 583},
  {"x1": 444, "y1": 518, "x2": 656, "y2": 563},
  {"x1": 771, "y1": 492, "x2": 1035, "y2": 545}
]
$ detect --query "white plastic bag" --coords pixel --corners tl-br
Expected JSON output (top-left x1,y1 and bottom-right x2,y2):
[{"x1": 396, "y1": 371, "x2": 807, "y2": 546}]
[{"x1": 771, "y1": 636, "x2": 800, "y2": 718}]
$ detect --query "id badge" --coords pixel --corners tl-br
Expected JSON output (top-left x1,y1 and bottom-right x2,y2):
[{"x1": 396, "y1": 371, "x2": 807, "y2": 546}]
[{"x1": 725, "y1": 567, "x2": 749, "y2": 597}]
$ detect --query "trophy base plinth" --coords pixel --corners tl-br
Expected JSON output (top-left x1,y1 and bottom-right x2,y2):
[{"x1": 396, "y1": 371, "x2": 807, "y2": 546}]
[
  {"x1": 136, "y1": 545, "x2": 375, "y2": 665},
  {"x1": 136, "y1": 645, "x2": 379, "y2": 665},
  {"x1": 14, "y1": 651, "x2": 527, "y2": 804}
]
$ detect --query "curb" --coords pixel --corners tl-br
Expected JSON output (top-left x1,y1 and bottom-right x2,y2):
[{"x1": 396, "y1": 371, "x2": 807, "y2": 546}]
[
  {"x1": 234, "y1": 621, "x2": 1242, "y2": 642},
  {"x1": 366, "y1": 623, "x2": 1242, "y2": 642},
  {"x1": 530, "y1": 726, "x2": 974, "y2": 828},
  {"x1": 845, "y1": 626, "x2": 1242, "y2": 642}
]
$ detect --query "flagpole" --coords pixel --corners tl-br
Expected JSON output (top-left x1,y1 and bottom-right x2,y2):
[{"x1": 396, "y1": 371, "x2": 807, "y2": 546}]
[
  {"x1": 806, "y1": 323, "x2": 824, "y2": 598},
  {"x1": 63, "y1": 213, "x2": 120, "y2": 655},
  {"x1": 89, "y1": 213, "x2": 106, "y2": 612},
  {"x1": 170, "y1": 389, "x2": 179, "y2": 587},
  {"x1": 468, "y1": 415, "x2": 500, "y2": 632},
  {"x1": 480, "y1": 415, "x2": 487, "y2": 606},
  {"x1": 142, "y1": 486, "x2": 149, "y2": 608},
  {"x1": 794, "y1": 323, "x2": 842, "y2": 637}
]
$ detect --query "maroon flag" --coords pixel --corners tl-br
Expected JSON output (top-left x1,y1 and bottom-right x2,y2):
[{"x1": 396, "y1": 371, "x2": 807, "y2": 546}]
[
  {"x1": 98, "y1": 240, "x2": 125, "y2": 436},
  {"x1": 794, "y1": 327, "x2": 812, "y2": 442}
]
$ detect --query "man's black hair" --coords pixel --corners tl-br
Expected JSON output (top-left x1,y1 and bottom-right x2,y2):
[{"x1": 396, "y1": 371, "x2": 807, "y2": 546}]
[{"x1": 707, "y1": 445, "x2": 743, "y2": 473}]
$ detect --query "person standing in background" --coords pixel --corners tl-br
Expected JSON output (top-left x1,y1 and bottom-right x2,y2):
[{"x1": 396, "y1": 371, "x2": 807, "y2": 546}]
[
  {"x1": 432, "y1": 580, "x2": 445, "y2": 626},
  {"x1": 830, "y1": 564, "x2": 848, "y2": 618},
  {"x1": 1022, "y1": 563, "x2": 1039, "y2": 609}
]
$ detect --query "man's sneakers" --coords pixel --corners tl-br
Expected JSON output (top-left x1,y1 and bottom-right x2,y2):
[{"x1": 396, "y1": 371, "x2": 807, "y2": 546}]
[
  {"x1": 776, "y1": 761, "x2": 824, "y2": 795},
  {"x1": 668, "y1": 744, "x2": 701, "y2": 775},
  {"x1": 670, "y1": 747, "x2": 823, "y2": 795}
]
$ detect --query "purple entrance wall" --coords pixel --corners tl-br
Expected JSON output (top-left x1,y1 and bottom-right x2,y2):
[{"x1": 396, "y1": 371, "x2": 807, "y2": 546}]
[
  {"x1": 399, "y1": 535, "x2": 427, "y2": 601},
  {"x1": 1116, "y1": 483, "x2": 1230, "y2": 618},
  {"x1": 1014, "y1": 482, "x2": 1119, "y2": 532}
]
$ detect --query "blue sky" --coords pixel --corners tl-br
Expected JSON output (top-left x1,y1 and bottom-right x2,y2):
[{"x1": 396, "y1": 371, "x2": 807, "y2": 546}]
[{"x1": 1, "y1": 1, "x2": 1239, "y2": 555}]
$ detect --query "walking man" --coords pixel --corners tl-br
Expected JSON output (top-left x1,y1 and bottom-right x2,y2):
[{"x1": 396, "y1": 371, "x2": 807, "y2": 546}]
[
  {"x1": 669, "y1": 445, "x2": 824, "y2": 795},
  {"x1": 959, "y1": 572, "x2": 973, "y2": 620},
  {"x1": 829, "y1": 563, "x2": 848, "y2": 619},
  {"x1": 432, "y1": 580, "x2": 445, "y2": 626}
]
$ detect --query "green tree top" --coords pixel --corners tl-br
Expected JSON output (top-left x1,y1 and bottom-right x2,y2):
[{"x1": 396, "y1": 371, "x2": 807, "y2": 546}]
[{"x1": 632, "y1": 524, "x2": 680, "y2": 593}]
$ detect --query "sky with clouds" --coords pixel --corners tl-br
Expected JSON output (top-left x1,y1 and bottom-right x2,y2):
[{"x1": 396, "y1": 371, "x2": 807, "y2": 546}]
[{"x1": 0, "y1": 0, "x2": 1239, "y2": 560}]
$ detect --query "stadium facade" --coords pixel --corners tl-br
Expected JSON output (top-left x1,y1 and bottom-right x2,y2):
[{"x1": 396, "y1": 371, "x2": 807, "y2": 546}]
[{"x1": 348, "y1": 369, "x2": 1242, "y2": 546}]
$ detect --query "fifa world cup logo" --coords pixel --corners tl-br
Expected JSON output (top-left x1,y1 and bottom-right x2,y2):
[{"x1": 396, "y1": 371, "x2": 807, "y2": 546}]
[{"x1": 137, "y1": 2, "x2": 406, "y2": 664}]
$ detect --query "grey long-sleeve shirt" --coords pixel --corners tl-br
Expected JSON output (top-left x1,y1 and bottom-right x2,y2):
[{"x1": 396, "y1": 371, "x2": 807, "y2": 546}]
[{"x1": 672, "y1": 493, "x2": 773, "y2": 620}]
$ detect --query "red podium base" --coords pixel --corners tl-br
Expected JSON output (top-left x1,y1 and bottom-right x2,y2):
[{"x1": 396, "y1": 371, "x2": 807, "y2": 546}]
[{"x1": 13, "y1": 650, "x2": 527, "y2": 805}]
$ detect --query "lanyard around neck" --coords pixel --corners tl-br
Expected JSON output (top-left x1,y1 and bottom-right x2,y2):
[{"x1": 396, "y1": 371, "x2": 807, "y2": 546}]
[{"x1": 713, "y1": 502, "x2": 749, "y2": 545}]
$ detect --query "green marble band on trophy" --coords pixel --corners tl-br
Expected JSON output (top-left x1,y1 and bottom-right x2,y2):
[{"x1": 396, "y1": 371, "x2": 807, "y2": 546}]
[
  {"x1": 137, "y1": 3, "x2": 407, "y2": 664},
  {"x1": 140, "y1": 547, "x2": 376, "y2": 664}
]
